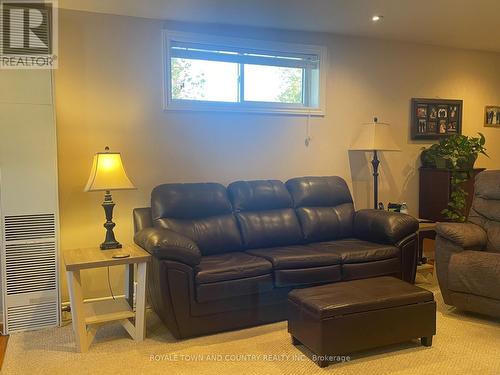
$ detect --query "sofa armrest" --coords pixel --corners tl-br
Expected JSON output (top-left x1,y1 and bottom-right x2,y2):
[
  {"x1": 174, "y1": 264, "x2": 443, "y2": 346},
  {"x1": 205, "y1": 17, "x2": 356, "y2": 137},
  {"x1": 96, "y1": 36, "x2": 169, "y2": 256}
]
[
  {"x1": 354, "y1": 209, "x2": 419, "y2": 245},
  {"x1": 134, "y1": 227, "x2": 202, "y2": 266},
  {"x1": 436, "y1": 222, "x2": 487, "y2": 249}
]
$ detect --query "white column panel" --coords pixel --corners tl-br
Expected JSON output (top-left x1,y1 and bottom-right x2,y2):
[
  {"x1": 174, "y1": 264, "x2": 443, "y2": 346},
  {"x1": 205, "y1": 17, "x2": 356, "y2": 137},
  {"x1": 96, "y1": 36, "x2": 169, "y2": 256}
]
[
  {"x1": 0, "y1": 103, "x2": 58, "y2": 214},
  {"x1": 0, "y1": 69, "x2": 60, "y2": 333},
  {"x1": 0, "y1": 70, "x2": 53, "y2": 105}
]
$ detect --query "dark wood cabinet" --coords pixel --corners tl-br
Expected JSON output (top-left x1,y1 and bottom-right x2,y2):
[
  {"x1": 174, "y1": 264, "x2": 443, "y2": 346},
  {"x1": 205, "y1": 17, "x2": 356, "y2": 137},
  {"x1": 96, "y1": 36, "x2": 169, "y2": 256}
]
[{"x1": 419, "y1": 168, "x2": 485, "y2": 221}]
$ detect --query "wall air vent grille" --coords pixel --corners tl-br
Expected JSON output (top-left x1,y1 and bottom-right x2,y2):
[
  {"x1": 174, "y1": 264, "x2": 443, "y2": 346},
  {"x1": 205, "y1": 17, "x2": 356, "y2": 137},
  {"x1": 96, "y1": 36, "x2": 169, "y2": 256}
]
[
  {"x1": 4, "y1": 214, "x2": 56, "y2": 241},
  {"x1": 2, "y1": 213, "x2": 59, "y2": 333},
  {"x1": 5, "y1": 241, "x2": 57, "y2": 295},
  {"x1": 6, "y1": 302, "x2": 59, "y2": 332}
]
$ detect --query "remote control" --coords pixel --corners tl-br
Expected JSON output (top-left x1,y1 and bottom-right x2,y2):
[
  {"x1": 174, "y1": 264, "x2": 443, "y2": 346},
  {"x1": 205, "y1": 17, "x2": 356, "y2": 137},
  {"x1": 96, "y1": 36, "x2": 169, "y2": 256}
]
[{"x1": 112, "y1": 253, "x2": 130, "y2": 259}]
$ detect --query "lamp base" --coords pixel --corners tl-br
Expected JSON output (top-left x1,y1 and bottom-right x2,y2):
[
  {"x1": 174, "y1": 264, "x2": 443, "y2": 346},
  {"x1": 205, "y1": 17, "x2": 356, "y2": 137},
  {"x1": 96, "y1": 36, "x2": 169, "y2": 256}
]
[
  {"x1": 100, "y1": 241, "x2": 122, "y2": 250},
  {"x1": 100, "y1": 190, "x2": 122, "y2": 251},
  {"x1": 371, "y1": 150, "x2": 380, "y2": 210}
]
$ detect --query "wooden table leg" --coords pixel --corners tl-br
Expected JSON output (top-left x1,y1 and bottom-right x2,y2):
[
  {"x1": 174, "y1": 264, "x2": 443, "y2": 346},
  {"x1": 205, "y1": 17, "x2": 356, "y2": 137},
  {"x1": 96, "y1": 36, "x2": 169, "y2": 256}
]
[
  {"x1": 124, "y1": 264, "x2": 134, "y2": 308},
  {"x1": 418, "y1": 233, "x2": 424, "y2": 265},
  {"x1": 66, "y1": 270, "x2": 88, "y2": 352},
  {"x1": 134, "y1": 262, "x2": 147, "y2": 341}
]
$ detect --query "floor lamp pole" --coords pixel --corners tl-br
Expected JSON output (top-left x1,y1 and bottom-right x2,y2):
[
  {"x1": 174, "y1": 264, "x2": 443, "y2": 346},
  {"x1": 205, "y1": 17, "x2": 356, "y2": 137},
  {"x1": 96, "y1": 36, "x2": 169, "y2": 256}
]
[{"x1": 371, "y1": 150, "x2": 380, "y2": 209}]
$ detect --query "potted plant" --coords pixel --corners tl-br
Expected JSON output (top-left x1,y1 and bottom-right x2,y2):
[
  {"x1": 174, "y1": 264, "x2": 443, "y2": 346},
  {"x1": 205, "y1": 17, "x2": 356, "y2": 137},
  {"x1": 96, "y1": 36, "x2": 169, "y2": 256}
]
[{"x1": 420, "y1": 133, "x2": 488, "y2": 222}]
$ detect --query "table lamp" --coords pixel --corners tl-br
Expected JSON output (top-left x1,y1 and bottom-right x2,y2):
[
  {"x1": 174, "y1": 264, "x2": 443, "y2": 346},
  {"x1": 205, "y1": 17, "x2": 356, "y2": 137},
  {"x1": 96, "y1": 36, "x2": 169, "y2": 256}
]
[
  {"x1": 84, "y1": 147, "x2": 136, "y2": 250},
  {"x1": 349, "y1": 118, "x2": 400, "y2": 209}
]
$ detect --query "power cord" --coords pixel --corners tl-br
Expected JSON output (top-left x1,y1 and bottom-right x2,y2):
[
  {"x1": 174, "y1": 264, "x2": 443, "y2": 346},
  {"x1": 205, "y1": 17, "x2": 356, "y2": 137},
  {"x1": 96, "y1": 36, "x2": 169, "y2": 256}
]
[
  {"x1": 305, "y1": 112, "x2": 312, "y2": 147},
  {"x1": 107, "y1": 266, "x2": 115, "y2": 300}
]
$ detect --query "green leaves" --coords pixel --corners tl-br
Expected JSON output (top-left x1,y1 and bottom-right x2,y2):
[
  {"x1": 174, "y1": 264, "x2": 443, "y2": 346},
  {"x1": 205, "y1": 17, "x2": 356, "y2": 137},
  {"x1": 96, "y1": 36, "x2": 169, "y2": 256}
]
[
  {"x1": 421, "y1": 133, "x2": 488, "y2": 172},
  {"x1": 442, "y1": 172, "x2": 469, "y2": 222}
]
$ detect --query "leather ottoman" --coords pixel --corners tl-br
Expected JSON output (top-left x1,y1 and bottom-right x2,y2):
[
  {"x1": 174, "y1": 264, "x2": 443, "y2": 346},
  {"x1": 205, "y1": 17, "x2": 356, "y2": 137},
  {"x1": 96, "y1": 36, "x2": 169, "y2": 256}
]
[{"x1": 288, "y1": 276, "x2": 436, "y2": 367}]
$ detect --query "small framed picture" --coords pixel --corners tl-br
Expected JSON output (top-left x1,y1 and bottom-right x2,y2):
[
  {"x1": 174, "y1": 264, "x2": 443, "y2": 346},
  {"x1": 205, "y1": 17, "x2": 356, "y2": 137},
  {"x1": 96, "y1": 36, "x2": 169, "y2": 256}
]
[
  {"x1": 485, "y1": 106, "x2": 500, "y2": 127},
  {"x1": 428, "y1": 121, "x2": 437, "y2": 133},
  {"x1": 411, "y1": 98, "x2": 462, "y2": 140},
  {"x1": 429, "y1": 106, "x2": 438, "y2": 119},
  {"x1": 439, "y1": 119, "x2": 447, "y2": 134},
  {"x1": 418, "y1": 119, "x2": 427, "y2": 133},
  {"x1": 447, "y1": 121, "x2": 457, "y2": 133},
  {"x1": 449, "y1": 105, "x2": 458, "y2": 119},
  {"x1": 438, "y1": 105, "x2": 448, "y2": 119},
  {"x1": 417, "y1": 106, "x2": 427, "y2": 118}
]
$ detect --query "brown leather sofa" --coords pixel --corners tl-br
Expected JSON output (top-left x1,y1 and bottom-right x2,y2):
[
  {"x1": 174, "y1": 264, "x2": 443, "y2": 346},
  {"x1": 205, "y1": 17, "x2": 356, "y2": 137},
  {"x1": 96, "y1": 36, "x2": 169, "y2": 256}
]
[
  {"x1": 134, "y1": 176, "x2": 419, "y2": 338},
  {"x1": 435, "y1": 170, "x2": 500, "y2": 318}
]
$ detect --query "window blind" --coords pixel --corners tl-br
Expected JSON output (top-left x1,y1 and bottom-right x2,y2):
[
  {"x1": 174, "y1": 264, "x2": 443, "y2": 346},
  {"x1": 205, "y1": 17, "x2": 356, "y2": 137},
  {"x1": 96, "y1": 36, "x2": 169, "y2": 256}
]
[{"x1": 170, "y1": 41, "x2": 319, "y2": 69}]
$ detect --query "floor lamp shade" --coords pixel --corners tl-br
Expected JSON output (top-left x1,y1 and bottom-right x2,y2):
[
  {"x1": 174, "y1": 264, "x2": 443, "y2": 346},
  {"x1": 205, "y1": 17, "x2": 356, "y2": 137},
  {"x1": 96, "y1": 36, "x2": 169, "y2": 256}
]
[
  {"x1": 85, "y1": 147, "x2": 136, "y2": 250},
  {"x1": 350, "y1": 120, "x2": 401, "y2": 152},
  {"x1": 350, "y1": 119, "x2": 401, "y2": 209}
]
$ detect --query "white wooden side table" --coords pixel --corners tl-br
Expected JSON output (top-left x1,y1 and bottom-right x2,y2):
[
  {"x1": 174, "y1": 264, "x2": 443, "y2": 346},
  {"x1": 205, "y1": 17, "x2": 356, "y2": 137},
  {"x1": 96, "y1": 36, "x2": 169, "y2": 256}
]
[{"x1": 64, "y1": 244, "x2": 150, "y2": 352}]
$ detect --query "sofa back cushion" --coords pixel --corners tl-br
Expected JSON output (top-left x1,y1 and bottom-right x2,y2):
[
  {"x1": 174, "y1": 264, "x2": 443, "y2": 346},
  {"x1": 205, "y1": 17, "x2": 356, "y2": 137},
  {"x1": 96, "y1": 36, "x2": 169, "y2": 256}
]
[
  {"x1": 151, "y1": 183, "x2": 242, "y2": 255},
  {"x1": 286, "y1": 176, "x2": 355, "y2": 243},
  {"x1": 469, "y1": 171, "x2": 500, "y2": 253},
  {"x1": 228, "y1": 180, "x2": 303, "y2": 249}
]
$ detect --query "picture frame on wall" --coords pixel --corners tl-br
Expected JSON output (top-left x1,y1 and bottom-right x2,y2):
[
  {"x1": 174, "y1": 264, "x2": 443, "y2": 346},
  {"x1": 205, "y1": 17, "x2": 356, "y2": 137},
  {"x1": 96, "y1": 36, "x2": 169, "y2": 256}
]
[
  {"x1": 411, "y1": 98, "x2": 463, "y2": 140},
  {"x1": 484, "y1": 106, "x2": 500, "y2": 127}
]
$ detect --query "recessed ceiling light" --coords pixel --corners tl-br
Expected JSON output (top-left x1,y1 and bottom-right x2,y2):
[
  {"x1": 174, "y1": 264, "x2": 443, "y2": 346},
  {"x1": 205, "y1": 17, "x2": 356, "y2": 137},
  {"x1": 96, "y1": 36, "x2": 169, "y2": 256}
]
[{"x1": 372, "y1": 15, "x2": 383, "y2": 22}]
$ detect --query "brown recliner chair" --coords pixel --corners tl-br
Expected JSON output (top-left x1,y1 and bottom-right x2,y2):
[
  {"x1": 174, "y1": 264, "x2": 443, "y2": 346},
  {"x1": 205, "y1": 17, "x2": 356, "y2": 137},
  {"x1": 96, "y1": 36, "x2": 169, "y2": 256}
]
[{"x1": 435, "y1": 170, "x2": 500, "y2": 318}]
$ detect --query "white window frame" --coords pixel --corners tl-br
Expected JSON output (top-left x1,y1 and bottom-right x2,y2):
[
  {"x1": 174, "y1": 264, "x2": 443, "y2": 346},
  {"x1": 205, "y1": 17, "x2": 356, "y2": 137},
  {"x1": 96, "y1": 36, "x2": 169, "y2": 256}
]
[{"x1": 162, "y1": 30, "x2": 327, "y2": 116}]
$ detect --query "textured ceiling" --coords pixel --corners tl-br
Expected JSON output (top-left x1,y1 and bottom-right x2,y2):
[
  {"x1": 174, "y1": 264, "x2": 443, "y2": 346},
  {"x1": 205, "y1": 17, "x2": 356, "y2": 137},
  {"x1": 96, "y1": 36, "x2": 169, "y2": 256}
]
[{"x1": 59, "y1": 0, "x2": 500, "y2": 53}]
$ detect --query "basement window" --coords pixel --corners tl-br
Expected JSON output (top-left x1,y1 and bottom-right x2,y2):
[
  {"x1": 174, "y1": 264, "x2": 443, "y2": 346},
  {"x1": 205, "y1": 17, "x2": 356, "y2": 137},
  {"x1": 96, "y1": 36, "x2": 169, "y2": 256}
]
[{"x1": 163, "y1": 31, "x2": 327, "y2": 115}]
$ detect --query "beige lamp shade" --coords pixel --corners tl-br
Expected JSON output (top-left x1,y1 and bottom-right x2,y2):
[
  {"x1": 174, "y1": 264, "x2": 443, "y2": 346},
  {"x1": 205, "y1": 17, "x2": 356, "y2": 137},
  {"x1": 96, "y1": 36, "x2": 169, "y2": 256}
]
[
  {"x1": 350, "y1": 119, "x2": 401, "y2": 151},
  {"x1": 84, "y1": 148, "x2": 136, "y2": 192}
]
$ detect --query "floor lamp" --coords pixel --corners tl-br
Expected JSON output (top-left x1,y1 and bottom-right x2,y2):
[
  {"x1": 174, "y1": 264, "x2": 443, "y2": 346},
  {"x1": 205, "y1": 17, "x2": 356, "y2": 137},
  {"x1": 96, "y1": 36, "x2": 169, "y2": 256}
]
[{"x1": 349, "y1": 118, "x2": 401, "y2": 209}]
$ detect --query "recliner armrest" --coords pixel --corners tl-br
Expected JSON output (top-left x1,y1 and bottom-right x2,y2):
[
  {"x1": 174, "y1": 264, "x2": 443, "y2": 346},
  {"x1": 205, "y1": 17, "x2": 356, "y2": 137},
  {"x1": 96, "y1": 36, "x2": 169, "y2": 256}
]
[
  {"x1": 134, "y1": 227, "x2": 202, "y2": 266},
  {"x1": 436, "y1": 222, "x2": 487, "y2": 249},
  {"x1": 354, "y1": 209, "x2": 419, "y2": 245}
]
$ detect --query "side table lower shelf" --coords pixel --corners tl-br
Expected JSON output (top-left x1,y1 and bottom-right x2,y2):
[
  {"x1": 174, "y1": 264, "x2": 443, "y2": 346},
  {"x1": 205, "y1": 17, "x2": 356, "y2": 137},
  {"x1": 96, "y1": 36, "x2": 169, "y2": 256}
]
[{"x1": 84, "y1": 298, "x2": 135, "y2": 325}]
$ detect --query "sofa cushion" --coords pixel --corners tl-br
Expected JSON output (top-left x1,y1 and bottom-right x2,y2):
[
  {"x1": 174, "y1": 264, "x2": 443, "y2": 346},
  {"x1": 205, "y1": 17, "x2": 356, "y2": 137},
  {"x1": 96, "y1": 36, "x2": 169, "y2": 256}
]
[
  {"x1": 341, "y1": 258, "x2": 401, "y2": 281},
  {"x1": 247, "y1": 244, "x2": 343, "y2": 288},
  {"x1": 235, "y1": 209, "x2": 303, "y2": 249},
  {"x1": 228, "y1": 180, "x2": 293, "y2": 211},
  {"x1": 468, "y1": 171, "x2": 500, "y2": 253},
  {"x1": 286, "y1": 176, "x2": 354, "y2": 207},
  {"x1": 314, "y1": 239, "x2": 400, "y2": 263},
  {"x1": 196, "y1": 253, "x2": 272, "y2": 284},
  {"x1": 152, "y1": 183, "x2": 242, "y2": 255},
  {"x1": 228, "y1": 180, "x2": 303, "y2": 248},
  {"x1": 286, "y1": 176, "x2": 355, "y2": 242},
  {"x1": 295, "y1": 205, "x2": 354, "y2": 243},
  {"x1": 247, "y1": 245, "x2": 341, "y2": 269},
  {"x1": 196, "y1": 275, "x2": 274, "y2": 303},
  {"x1": 274, "y1": 265, "x2": 342, "y2": 287},
  {"x1": 152, "y1": 183, "x2": 232, "y2": 219}
]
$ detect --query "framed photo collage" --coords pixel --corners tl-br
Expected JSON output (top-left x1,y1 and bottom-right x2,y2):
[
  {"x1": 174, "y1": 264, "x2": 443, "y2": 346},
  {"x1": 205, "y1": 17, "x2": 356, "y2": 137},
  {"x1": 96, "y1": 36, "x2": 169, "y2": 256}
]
[{"x1": 411, "y1": 98, "x2": 462, "y2": 140}]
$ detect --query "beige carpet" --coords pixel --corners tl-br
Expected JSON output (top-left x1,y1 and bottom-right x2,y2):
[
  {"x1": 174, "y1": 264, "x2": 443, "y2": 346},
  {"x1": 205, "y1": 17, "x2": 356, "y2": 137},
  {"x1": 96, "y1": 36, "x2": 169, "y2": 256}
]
[{"x1": 3, "y1": 277, "x2": 500, "y2": 375}]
